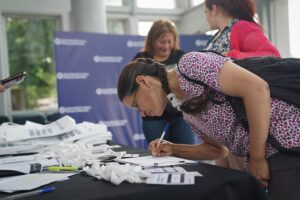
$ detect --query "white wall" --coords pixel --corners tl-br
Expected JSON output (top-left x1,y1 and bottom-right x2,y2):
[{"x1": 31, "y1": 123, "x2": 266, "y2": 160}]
[
  {"x1": 287, "y1": 0, "x2": 300, "y2": 57},
  {"x1": 177, "y1": 4, "x2": 209, "y2": 34}
]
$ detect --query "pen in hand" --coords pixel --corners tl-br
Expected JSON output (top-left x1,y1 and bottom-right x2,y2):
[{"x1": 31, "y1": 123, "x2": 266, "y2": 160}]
[{"x1": 156, "y1": 124, "x2": 169, "y2": 148}]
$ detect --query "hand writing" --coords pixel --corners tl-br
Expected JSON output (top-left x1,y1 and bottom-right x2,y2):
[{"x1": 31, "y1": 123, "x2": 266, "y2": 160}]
[{"x1": 149, "y1": 139, "x2": 173, "y2": 157}]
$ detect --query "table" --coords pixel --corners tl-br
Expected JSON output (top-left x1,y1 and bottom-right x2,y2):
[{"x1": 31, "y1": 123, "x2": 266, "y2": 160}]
[{"x1": 0, "y1": 145, "x2": 270, "y2": 200}]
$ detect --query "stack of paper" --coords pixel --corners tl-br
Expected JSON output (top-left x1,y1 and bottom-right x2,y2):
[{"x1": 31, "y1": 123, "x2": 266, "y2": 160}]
[{"x1": 0, "y1": 115, "x2": 112, "y2": 155}]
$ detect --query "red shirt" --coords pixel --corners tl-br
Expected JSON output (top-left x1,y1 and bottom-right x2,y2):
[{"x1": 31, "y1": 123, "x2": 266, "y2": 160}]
[{"x1": 228, "y1": 20, "x2": 281, "y2": 59}]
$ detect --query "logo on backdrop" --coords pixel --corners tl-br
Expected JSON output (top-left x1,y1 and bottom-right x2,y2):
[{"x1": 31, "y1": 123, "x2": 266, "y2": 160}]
[
  {"x1": 59, "y1": 106, "x2": 92, "y2": 114},
  {"x1": 126, "y1": 40, "x2": 144, "y2": 48},
  {"x1": 54, "y1": 38, "x2": 87, "y2": 46},
  {"x1": 95, "y1": 88, "x2": 117, "y2": 95},
  {"x1": 93, "y1": 55, "x2": 123, "y2": 63},
  {"x1": 195, "y1": 39, "x2": 208, "y2": 47},
  {"x1": 99, "y1": 120, "x2": 128, "y2": 127},
  {"x1": 133, "y1": 133, "x2": 146, "y2": 141},
  {"x1": 57, "y1": 72, "x2": 90, "y2": 80}
]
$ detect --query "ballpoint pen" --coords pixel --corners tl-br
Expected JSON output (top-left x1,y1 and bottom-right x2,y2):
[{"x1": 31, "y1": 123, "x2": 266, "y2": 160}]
[
  {"x1": 156, "y1": 123, "x2": 169, "y2": 148},
  {"x1": 0, "y1": 187, "x2": 55, "y2": 200}
]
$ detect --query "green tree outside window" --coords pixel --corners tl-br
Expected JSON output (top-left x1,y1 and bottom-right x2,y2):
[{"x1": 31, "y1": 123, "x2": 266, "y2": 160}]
[{"x1": 5, "y1": 16, "x2": 58, "y2": 111}]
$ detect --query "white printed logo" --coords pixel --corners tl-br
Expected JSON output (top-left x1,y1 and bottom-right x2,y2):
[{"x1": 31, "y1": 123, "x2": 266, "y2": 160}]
[
  {"x1": 99, "y1": 120, "x2": 128, "y2": 127},
  {"x1": 93, "y1": 55, "x2": 123, "y2": 63},
  {"x1": 127, "y1": 40, "x2": 144, "y2": 48},
  {"x1": 54, "y1": 38, "x2": 87, "y2": 46},
  {"x1": 195, "y1": 39, "x2": 207, "y2": 47},
  {"x1": 95, "y1": 88, "x2": 117, "y2": 95},
  {"x1": 57, "y1": 72, "x2": 90, "y2": 80},
  {"x1": 133, "y1": 133, "x2": 146, "y2": 141},
  {"x1": 59, "y1": 106, "x2": 92, "y2": 114}
]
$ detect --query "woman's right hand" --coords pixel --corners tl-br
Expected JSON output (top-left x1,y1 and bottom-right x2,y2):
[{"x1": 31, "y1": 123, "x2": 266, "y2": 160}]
[
  {"x1": 149, "y1": 139, "x2": 174, "y2": 157},
  {"x1": 249, "y1": 157, "x2": 270, "y2": 188}
]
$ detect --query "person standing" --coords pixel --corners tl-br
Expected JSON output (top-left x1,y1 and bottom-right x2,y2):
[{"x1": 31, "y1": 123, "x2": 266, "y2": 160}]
[
  {"x1": 204, "y1": 0, "x2": 281, "y2": 170},
  {"x1": 204, "y1": 0, "x2": 280, "y2": 59},
  {"x1": 132, "y1": 19, "x2": 197, "y2": 145}
]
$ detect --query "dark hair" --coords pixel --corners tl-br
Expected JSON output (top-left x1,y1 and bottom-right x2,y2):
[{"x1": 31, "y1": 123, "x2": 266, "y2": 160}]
[
  {"x1": 205, "y1": 0, "x2": 257, "y2": 24},
  {"x1": 117, "y1": 58, "x2": 171, "y2": 102},
  {"x1": 144, "y1": 19, "x2": 180, "y2": 54},
  {"x1": 118, "y1": 57, "x2": 221, "y2": 115}
]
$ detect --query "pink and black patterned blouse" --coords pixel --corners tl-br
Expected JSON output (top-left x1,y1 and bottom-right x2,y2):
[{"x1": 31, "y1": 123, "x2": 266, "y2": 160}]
[{"x1": 176, "y1": 51, "x2": 300, "y2": 158}]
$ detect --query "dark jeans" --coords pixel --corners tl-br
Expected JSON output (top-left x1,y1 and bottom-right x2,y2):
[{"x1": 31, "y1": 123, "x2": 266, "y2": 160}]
[
  {"x1": 267, "y1": 152, "x2": 300, "y2": 200},
  {"x1": 142, "y1": 117, "x2": 199, "y2": 144}
]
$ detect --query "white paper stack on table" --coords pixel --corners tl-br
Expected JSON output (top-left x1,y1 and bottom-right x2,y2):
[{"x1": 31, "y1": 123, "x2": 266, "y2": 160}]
[
  {"x1": 0, "y1": 116, "x2": 117, "y2": 193},
  {"x1": 0, "y1": 115, "x2": 112, "y2": 155}
]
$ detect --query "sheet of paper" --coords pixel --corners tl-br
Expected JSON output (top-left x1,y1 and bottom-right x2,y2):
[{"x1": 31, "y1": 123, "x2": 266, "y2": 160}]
[
  {"x1": 4, "y1": 116, "x2": 76, "y2": 142},
  {"x1": 145, "y1": 166, "x2": 188, "y2": 173},
  {"x1": 0, "y1": 143, "x2": 45, "y2": 156},
  {"x1": 118, "y1": 156, "x2": 197, "y2": 167},
  {"x1": 0, "y1": 155, "x2": 35, "y2": 165},
  {"x1": 0, "y1": 163, "x2": 31, "y2": 174},
  {"x1": 146, "y1": 173, "x2": 195, "y2": 185},
  {"x1": 8, "y1": 122, "x2": 111, "y2": 146},
  {"x1": 0, "y1": 155, "x2": 59, "y2": 168},
  {"x1": 144, "y1": 166, "x2": 203, "y2": 178},
  {"x1": 0, "y1": 173, "x2": 75, "y2": 193}
]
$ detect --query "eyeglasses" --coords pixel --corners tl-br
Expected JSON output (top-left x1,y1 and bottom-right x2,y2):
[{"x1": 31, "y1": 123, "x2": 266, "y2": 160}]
[{"x1": 131, "y1": 87, "x2": 141, "y2": 112}]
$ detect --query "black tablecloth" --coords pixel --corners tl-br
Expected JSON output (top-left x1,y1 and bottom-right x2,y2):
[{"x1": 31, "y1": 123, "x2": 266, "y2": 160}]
[{"x1": 0, "y1": 145, "x2": 271, "y2": 200}]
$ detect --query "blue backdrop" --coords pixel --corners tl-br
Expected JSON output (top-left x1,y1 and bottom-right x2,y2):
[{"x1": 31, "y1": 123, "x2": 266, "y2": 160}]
[{"x1": 54, "y1": 32, "x2": 209, "y2": 149}]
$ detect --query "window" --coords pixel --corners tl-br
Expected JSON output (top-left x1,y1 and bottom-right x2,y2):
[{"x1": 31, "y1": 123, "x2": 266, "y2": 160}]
[
  {"x1": 138, "y1": 21, "x2": 153, "y2": 36},
  {"x1": 137, "y1": 0, "x2": 175, "y2": 9},
  {"x1": 190, "y1": 0, "x2": 204, "y2": 7},
  {"x1": 104, "y1": 0, "x2": 123, "y2": 7},
  {"x1": 107, "y1": 20, "x2": 125, "y2": 34},
  {"x1": 5, "y1": 16, "x2": 58, "y2": 111},
  {"x1": 289, "y1": 0, "x2": 300, "y2": 57}
]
